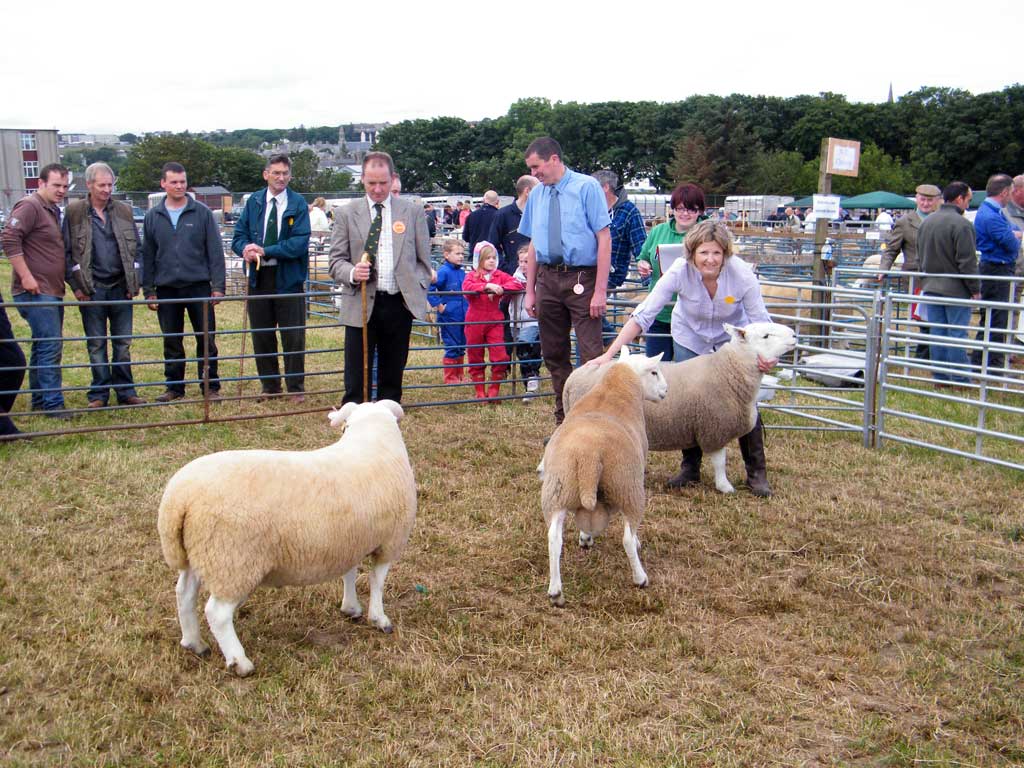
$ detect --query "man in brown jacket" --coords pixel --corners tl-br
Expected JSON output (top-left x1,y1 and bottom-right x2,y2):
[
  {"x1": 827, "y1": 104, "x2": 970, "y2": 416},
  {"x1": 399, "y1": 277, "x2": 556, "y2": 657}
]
[
  {"x1": 0, "y1": 163, "x2": 71, "y2": 416},
  {"x1": 65, "y1": 162, "x2": 145, "y2": 407}
]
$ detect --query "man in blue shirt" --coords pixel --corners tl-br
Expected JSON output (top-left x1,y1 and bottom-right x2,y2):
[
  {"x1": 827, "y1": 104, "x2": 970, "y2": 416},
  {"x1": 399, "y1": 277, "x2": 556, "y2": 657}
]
[
  {"x1": 520, "y1": 137, "x2": 611, "y2": 425},
  {"x1": 970, "y1": 174, "x2": 1022, "y2": 370}
]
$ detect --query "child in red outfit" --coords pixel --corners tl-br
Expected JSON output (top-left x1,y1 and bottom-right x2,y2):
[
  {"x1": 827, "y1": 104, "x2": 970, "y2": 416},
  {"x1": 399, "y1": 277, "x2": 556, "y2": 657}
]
[{"x1": 463, "y1": 241, "x2": 524, "y2": 402}]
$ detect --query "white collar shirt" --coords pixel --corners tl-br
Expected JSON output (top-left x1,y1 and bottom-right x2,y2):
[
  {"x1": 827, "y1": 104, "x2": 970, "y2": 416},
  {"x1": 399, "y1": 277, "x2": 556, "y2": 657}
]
[
  {"x1": 264, "y1": 188, "x2": 288, "y2": 241},
  {"x1": 366, "y1": 195, "x2": 397, "y2": 293}
]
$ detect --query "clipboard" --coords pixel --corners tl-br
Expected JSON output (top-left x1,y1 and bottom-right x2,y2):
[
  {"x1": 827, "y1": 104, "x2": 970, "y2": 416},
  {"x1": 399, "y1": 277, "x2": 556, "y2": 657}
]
[{"x1": 656, "y1": 244, "x2": 686, "y2": 275}]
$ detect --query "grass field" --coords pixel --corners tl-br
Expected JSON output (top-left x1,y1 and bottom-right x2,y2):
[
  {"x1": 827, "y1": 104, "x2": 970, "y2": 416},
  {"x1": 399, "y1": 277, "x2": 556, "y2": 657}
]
[{"x1": 2, "y1": 381, "x2": 1023, "y2": 765}]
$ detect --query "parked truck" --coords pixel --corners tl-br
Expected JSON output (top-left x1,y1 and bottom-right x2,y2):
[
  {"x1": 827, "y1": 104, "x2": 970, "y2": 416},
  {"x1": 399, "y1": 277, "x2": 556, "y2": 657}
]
[{"x1": 723, "y1": 195, "x2": 795, "y2": 223}]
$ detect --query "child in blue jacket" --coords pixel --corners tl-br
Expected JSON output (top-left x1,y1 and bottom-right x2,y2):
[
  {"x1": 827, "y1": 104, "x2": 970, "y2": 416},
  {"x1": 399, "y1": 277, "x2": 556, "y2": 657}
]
[{"x1": 429, "y1": 240, "x2": 467, "y2": 384}]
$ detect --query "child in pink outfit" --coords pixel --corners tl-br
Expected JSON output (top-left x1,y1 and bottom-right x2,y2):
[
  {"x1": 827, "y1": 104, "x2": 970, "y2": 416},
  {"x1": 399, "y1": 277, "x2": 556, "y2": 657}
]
[{"x1": 463, "y1": 241, "x2": 524, "y2": 402}]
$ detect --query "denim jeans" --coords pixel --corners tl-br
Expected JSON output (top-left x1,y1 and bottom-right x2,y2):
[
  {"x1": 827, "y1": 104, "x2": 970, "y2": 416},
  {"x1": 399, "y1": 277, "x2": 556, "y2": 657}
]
[
  {"x1": 671, "y1": 342, "x2": 700, "y2": 362},
  {"x1": 645, "y1": 319, "x2": 675, "y2": 361},
  {"x1": 924, "y1": 299, "x2": 971, "y2": 383},
  {"x1": 79, "y1": 283, "x2": 139, "y2": 403},
  {"x1": 13, "y1": 292, "x2": 65, "y2": 410}
]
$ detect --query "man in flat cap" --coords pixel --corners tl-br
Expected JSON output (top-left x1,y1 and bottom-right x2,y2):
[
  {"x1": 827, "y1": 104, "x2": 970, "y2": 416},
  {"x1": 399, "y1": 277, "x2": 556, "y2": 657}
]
[{"x1": 879, "y1": 183, "x2": 942, "y2": 359}]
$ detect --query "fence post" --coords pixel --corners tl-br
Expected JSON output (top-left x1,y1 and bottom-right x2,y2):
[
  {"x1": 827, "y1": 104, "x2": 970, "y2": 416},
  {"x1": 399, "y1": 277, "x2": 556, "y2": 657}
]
[
  {"x1": 871, "y1": 292, "x2": 892, "y2": 450},
  {"x1": 202, "y1": 295, "x2": 211, "y2": 422}
]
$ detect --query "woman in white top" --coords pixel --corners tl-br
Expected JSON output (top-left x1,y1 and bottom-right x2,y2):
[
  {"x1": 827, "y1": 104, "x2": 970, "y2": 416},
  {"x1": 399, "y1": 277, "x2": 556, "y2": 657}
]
[
  {"x1": 308, "y1": 197, "x2": 330, "y2": 232},
  {"x1": 589, "y1": 221, "x2": 777, "y2": 496}
]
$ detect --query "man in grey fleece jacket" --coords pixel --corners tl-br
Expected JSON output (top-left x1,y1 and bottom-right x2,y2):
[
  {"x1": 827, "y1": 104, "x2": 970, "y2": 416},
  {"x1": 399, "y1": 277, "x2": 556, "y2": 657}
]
[{"x1": 142, "y1": 162, "x2": 226, "y2": 401}]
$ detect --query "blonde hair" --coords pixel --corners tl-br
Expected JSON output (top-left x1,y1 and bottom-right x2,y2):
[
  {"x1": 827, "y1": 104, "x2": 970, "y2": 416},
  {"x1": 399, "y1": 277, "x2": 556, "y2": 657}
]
[
  {"x1": 475, "y1": 244, "x2": 498, "y2": 269},
  {"x1": 312, "y1": 197, "x2": 326, "y2": 210},
  {"x1": 442, "y1": 239, "x2": 463, "y2": 255},
  {"x1": 684, "y1": 220, "x2": 734, "y2": 262}
]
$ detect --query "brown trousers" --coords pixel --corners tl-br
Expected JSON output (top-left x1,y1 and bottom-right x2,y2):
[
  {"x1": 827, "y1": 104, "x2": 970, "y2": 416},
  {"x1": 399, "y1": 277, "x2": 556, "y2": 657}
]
[{"x1": 536, "y1": 265, "x2": 605, "y2": 424}]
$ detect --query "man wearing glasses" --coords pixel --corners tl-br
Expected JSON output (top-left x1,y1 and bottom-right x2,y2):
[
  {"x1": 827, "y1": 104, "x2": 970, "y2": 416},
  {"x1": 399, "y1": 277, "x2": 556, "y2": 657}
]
[{"x1": 232, "y1": 154, "x2": 312, "y2": 402}]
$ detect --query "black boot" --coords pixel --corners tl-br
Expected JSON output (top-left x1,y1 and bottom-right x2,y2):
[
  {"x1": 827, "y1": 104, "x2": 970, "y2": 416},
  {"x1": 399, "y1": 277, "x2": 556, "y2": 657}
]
[
  {"x1": 666, "y1": 446, "x2": 702, "y2": 488},
  {"x1": 738, "y1": 415, "x2": 771, "y2": 497}
]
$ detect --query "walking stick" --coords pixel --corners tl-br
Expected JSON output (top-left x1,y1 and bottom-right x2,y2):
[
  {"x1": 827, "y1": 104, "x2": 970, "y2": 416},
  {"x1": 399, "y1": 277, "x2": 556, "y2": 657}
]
[{"x1": 360, "y1": 252, "x2": 370, "y2": 402}]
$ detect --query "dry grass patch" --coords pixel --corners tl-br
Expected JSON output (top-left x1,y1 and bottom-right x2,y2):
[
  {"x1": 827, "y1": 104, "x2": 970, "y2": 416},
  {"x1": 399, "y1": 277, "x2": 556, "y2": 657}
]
[{"x1": 1, "y1": 379, "x2": 1022, "y2": 766}]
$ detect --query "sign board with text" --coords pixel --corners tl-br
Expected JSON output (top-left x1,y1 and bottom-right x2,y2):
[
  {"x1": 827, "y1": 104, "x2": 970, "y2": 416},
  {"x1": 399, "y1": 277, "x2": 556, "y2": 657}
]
[
  {"x1": 813, "y1": 194, "x2": 842, "y2": 220},
  {"x1": 826, "y1": 138, "x2": 861, "y2": 177}
]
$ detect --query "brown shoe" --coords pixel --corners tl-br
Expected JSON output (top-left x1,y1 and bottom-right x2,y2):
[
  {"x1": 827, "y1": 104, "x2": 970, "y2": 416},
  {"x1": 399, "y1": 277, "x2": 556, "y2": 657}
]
[
  {"x1": 289, "y1": 393, "x2": 306, "y2": 404},
  {"x1": 205, "y1": 391, "x2": 223, "y2": 402},
  {"x1": 87, "y1": 400, "x2": 105, "y2": 409},
  {"x1": 155, "y1": 391, "x2": 184, "y2": 403},
  {"x1": 256, "y1": 391, "x2": 283, "y2": 403},
  {"x1": 119, "y1": 396, "x2": 146, "y2": 406}
]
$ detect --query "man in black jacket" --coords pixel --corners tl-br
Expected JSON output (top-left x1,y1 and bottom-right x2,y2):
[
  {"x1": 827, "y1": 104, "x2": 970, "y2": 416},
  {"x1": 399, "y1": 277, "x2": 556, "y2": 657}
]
[
  {"x1": 462, "y1": 190, "x2": 500, "y2": 263},
  {"x1": 142, "y1": 162, "x2": 226, "y2": 401}
]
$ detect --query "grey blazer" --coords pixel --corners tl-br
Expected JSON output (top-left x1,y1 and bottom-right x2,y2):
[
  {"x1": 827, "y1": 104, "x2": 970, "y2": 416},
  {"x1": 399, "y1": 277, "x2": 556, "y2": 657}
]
[{"x1": 328, "y1": 196, "x2": 433, "y2": 327}]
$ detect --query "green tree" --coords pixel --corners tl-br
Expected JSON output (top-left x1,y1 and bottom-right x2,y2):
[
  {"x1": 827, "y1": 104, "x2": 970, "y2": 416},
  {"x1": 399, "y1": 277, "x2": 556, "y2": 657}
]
[
  {"x1": 748, "y1": 150, "x2": 808, "y2": 194},
  {"x1": 288, "y1": 149, "x2": 322, "y2": 192},
  {"x1": 119, "y1": 135, "x2": 219, "y2": 190},
  {"x1": 118, "y1": 133, "x2": 139, "y2": 145},
  {"x1": 667, "y1": 134, "x2": 716, "y2": 191},
  {"x1": 376, "y1": 117, "x2": 476, "y2": 191},
  {"x1": 211, "y1": 147, "x2": 265, "y2": 191}
]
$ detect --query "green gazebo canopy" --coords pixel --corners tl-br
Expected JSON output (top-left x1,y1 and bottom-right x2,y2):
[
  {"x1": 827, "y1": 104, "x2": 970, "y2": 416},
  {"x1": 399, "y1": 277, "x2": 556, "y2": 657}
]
[{"x1": 839, "y1": 191, "x2": 915, "y2": 210}]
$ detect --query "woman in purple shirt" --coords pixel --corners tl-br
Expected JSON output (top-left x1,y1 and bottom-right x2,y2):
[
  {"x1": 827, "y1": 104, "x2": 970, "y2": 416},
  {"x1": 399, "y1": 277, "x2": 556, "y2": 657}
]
[{"x1": 588, "y1": 221, "x2": 776, "y2": 496}]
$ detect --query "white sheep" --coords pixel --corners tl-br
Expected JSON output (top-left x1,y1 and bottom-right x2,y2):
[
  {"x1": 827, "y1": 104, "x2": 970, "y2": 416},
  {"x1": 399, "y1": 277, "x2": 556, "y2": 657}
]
[
  {"x1": 564, "y1": 322, "x2": 796, "y2": 495},
  {"x1": 157, "y1": 400, "x2": 416, "y2": 677},
  {"x1": 541, "y1": 347, "x2": 667, "y2": 607}
]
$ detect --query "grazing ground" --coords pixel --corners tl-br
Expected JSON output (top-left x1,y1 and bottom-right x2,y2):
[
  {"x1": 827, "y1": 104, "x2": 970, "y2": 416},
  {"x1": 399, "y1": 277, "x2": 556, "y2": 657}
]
[{"x1": 1, "y1": 392, "x2": 1022, "y2": 767}]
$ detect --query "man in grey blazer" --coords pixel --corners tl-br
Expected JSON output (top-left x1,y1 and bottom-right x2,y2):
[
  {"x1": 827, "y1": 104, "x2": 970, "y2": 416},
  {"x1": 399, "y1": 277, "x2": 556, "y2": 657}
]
[{"x1": 328, "y1": 151, "x2": 432, "y2": 403}]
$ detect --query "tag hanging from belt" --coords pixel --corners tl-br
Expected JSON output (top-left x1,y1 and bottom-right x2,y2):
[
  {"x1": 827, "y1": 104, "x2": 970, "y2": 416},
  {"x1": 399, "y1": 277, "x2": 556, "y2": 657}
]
[{"x1": 572, "y1": 272, "x2": 585, "y2": 295}]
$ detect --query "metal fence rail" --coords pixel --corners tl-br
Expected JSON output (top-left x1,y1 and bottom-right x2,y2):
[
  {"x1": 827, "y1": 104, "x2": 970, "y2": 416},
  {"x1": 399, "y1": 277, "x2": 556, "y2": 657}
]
[{"x1": 3, "y1": 270, "x2": 1023, "y2": 474}]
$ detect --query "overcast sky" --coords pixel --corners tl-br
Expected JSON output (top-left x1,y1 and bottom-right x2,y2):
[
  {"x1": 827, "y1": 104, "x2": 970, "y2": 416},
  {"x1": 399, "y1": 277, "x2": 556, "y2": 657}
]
[{"x1": 4, "y1": 0, "x2": 1017, "y2": 135}]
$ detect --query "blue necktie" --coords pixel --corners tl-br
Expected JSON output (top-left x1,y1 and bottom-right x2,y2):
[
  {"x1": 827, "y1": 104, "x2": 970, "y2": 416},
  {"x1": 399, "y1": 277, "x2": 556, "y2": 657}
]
[{"x1": 548, "y1": 188, "x2": 563, "y2": 266}]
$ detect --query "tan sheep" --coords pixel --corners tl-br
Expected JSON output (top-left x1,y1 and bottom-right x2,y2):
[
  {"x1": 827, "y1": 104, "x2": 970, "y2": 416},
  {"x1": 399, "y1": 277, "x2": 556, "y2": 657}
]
[
  {"x1": 564, "y1": 322, "x2": 796, "y2": 495},
  {"x1": 541, "y1": 348, "x2": 667, "y2": 607},
  {"x1": 157, "y1": 400, "x2": 416, "y2": 676}
]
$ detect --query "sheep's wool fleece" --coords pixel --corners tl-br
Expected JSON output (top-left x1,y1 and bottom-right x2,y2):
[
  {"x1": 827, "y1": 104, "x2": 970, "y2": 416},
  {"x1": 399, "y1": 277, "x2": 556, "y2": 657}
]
[
  {"x1": 157, "y1": 412, "x2": 416, "y2": 601},
  {"x1": 564, "y1": 349, "x2": 759, "y2": 453},
  {"x1": 542, "y1": 364, "x2": 647, "y2": 528}
]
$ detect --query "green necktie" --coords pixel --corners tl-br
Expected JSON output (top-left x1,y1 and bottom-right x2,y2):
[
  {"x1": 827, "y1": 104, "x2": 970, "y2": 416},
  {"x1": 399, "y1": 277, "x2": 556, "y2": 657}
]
[
  {"x1": 364, "y1": 203, "x2": 384, "y2": 263},
  {"x1": 264, "y1": 198, "x2": 278, "y2": 247}
]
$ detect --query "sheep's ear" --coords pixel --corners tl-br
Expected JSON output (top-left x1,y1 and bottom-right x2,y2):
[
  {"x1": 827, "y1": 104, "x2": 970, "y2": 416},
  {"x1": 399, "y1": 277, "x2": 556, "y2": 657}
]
[
  {"x1": 724, "y1": 323, "x2": 745, "y2": 342},
  {"x1": 650, "y1": 352, "x2": 664, "y2": 364},
  {"x1": 328, "y1": 403, "x2": 358, "y2": 428},
  {"x1": 377, "y1": 399, "x2": 405, "y2": 422},
  {"x1": 618, "y1": 346, "x2": 630, "y2": 362}
]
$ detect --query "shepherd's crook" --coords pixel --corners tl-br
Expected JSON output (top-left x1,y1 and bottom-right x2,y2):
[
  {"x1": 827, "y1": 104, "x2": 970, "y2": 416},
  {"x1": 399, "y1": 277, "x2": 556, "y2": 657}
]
[{"x1": 360, "y1": 252, "x2": 370, "y2": 402}]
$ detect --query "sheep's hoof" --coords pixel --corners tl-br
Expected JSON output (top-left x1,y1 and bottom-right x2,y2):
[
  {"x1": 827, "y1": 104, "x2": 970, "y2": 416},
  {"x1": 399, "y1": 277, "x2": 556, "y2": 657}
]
[
  {"x1": 228, "y1": 658, "x2": 255, "y2": 677},
  {"x1": 181, "y1": 639, "x2": 210, "y2": 658},
  {"x1": 636, "y1": 578, "x2": 649, "y2": 589},
  {"x1": 715, "y1": 482, "x2": 736, "y2": 494},
  {"x1": 341, "y1": 606, "x2": 363, "y2": 621},
  {"x1": 549, "y1": 592, "x2": 566, "y2": 608},
  {"x1": 578, "y1": 532, "x2": 594, "y2": 549},
  {"x1": 379, "y1": 623, "x2": 394, "y2": 635}
]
